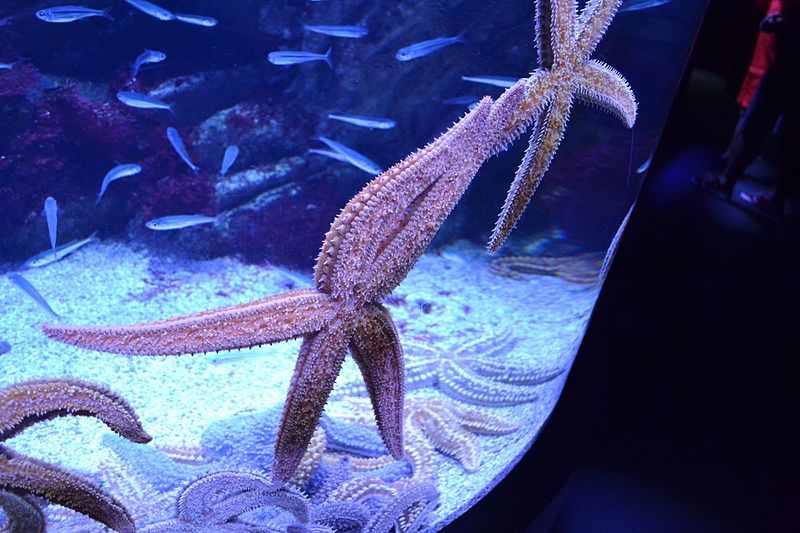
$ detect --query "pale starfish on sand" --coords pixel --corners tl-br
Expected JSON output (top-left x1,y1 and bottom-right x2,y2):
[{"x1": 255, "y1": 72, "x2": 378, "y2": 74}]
[{"x1": 43, "y1": 0, "x2": 636, "y2": 484}]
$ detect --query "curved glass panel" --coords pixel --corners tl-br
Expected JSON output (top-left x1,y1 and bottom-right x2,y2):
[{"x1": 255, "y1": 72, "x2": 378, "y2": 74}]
[{"x1": 0, "y1": 1, "x2": 706, "y2": 531}]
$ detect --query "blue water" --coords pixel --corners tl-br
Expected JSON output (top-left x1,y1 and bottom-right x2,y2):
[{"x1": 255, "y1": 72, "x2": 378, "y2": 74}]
[{"x1": 0, "y1": 1, "x2": 705, "y2": 531}]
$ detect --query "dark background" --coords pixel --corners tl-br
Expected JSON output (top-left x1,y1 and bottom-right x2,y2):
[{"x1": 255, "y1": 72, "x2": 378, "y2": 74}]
[{"x1": 448, "y1": 2, "x2": 800, "y2": 531}]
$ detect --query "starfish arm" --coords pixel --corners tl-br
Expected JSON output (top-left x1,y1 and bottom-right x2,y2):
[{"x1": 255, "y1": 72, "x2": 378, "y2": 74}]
[
  {"x1": 550, "y1": 0, "x2": 578, "y2": 65},
  {"x1": 409, "y1": 403, "x2": 481, "y2": 471},
  {"x1": 42, "y1": 289, "x2": 337, "y2": 356},
  {"x1": 488, "y1": 91, "x2": 574, "y2": 252},
  {"x1": 349, "y1": 303, "x2": 405, "y2": 460},
  {"x1": 535, "y1": 0, "x2": 556, "y2": 68},
  {"x1": 0, "y1": 378, "x2": 151, "y2": 443},
  {"x1": 438, "y1": 360, "x2": 540, "y2": 406},
  {"x1": 273, "y1": 322, "x2": 350, "y2": 483},
  {"x1": 176, "y1": 471, "x2": 307, "y2": 525},
  {"x1": 576, "y1": 0, "x2": 623, "y2": 60},
  {"x1": 444, "y1": 400, "x2": 520, "y2": 435},
  {"x1": 0, "y1": 491, "x2": 44, "y2": 533},
  {"x1": 0, "y1": 451, "x2": 135, "y2": 533},
  {"x1": 315, "y1": 99, "x2": 495, "y2": 301},
  {"x1": 576, "y1": 59, "x2": 637, "y2": 127}
]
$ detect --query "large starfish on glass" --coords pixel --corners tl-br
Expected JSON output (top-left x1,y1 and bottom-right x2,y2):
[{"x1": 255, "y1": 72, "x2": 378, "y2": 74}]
[
  {"x1": 43, "y1": 0, "x2": 636, "y2": 483},
  {"x1": 488, "y1": 0, "x2": 637, "y2": 251},
  {"x1": 0, "y1": 378, "x2": 151, "y2": 533}
]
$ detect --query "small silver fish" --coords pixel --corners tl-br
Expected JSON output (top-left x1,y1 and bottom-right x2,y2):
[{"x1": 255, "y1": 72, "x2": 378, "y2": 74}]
[
  {"x1": 461, "y1": 75, "x2": 518, "y2": 88},
  {"x1": 396, "y1": 31, "x2": 466, "y2": 61},
  {"x1": 0, "y1": 61, "x2": 18, "y2": 70},
  {"x1": 303, "y1": 25, "x2": 369, "y2": 38},
  {"x1": 8, "y1": 273, "x2": 62, "y2": 318},
  {"x1": 145, "y1": 215, "x2": 217, "y2": 230},
  {"x1": 270, "y1": 264, "x2": 313, "y2": 288},
  {"x1": 25, "y1": 232, "x2": 98, "y2": 268},
  {"x1": 123, "y1": 0, "x2": 174, "y2": 21},
  {"x1": 209, "y1": 349, "x2": 272, "y2": 365},
  {"x1": 117, "y1": 91, "x2": 174, "y2": 113},
  {"x1": 166, "y1": 127, "x2": 200, "y2": 174},
  {"x1": 97, "y1": 164, "x2": 142, "y2": 204},
  {"x1": 268, "y1": 48, "x2": 332, "y2": 68},
  {"x1": 314, "y1": 136, "x2": 382, "y2": 175},
  {"x1": 131, "y1": 49, "x2": 166, "y2": 78},
  {"x1": 36, "y1": 6, "x2": 113, "y2": 23},
  {"x1": 636, "y1": 150, "x2": 655, "y2": 174},
  {"x1": 220, "y1": 146, "x2": 239, "y2": 176},
  {"x1": 43, "y1": 197, "x2": 58, "y2": 252},
  {"x1": 620, "y1": 0, "x2": 673, "y2": 13},
  {"x1": 443, "y1": 95, "x2": 481, "y2": 106},
  {"x1": 308, "y1": 148, "x2": 349, "y2": 164},
  {"x1": 327, "y1": 114, "x2": 396, "y2": 130},
  {"x1": 175, "y1": 13, "x2": 218, "y2": 27}
]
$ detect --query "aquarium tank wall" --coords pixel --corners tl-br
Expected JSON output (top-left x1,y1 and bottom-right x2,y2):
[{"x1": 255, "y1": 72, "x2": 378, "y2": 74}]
[{"x1": 0, "y1": 0, "x2": 706, "y2": 531}]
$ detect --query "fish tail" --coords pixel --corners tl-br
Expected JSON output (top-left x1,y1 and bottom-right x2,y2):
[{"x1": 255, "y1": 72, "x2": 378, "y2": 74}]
[
  {"x1": 101, "y1": 7, "x2": 115, "y2": 21},
  {"x1": 168, "y1": 103, "x2": 177, "y2": 116},
  {"x1": 323, "y1": 47, "x2": 333, "y2": 69},
  {"x1": 456, "y1": 29, "x2": 468, "y2": 43}
]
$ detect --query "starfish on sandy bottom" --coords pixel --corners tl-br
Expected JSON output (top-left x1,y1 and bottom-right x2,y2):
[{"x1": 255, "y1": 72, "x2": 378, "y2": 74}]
[
  {"x1": 139, "y1": 469, "x2": 370, "y2": 533},
  {"x1": 331, "y1": 396, "x2": 519, "y2": 474},
  {"x1": 487, "y1": 252, "x2": 605, "y2": 284},
  {"x1": 334, "y1": 327, "x2": 566, "y2": 407},
  {"x1": 43, "y1": 0, "x2": 636, "y2": 484},
  {"x1": 0, "y1": 378, "x2": 151, "y2": 533}
]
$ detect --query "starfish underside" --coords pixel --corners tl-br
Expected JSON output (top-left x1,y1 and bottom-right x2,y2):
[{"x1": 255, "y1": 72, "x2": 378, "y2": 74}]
[{"x1": 43, "y1": 0, "x2": 636, "y2": 484}]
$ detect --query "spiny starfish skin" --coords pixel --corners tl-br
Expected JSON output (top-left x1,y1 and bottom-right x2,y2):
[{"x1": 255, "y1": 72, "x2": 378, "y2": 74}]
[
  {"x1": 488, "y1": 0, "x2": 637, "y2": 252},
  {"x1": 0, "y1": 490, "x2": 44, "y2": 533},
  {"x1": 0, "y1": 378, "x2": 151, "y2": 533},
  {"x1": 43, "y1": 0, "x2": 636, "y2": 484}
]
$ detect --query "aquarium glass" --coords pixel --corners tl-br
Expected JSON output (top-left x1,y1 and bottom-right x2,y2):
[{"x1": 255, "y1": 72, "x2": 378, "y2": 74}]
[{"x1": 0, "y1": 0, "x2": 706, "y2": 531}]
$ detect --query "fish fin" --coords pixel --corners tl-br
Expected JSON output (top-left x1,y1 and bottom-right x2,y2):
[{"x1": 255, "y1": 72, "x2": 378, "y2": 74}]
[
  {"x1": 323, "y1": 47, "x2": 333, "y2": 69},
  {"x1": 101, "y1": 8, "x2": 114, "y2": 21}
]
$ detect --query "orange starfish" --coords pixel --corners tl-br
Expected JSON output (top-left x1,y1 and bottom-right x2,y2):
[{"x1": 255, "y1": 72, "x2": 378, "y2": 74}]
[{"x1": 43, "y1": 0, "x2": 636, "y2": 483}]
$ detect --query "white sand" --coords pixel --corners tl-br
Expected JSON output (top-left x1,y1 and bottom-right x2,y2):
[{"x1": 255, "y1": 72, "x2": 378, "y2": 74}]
[{"x1": 0, "y1": 239, "x2": 598, "y2": 531}]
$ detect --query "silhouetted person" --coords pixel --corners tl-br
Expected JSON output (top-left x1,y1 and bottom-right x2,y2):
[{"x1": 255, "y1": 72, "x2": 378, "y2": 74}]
[{"x1": 693, "y1": 0, "x2": 799, "y2": 216}]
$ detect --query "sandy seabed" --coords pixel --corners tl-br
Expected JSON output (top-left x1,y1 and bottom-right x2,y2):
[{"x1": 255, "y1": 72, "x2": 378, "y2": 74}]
[{"x1": 0, "y1": 238, "x2": 599, "y2": 531}]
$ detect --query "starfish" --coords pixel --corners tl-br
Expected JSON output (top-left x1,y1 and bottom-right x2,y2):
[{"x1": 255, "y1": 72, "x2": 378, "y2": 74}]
[
  {"x1": 487, "y1": 0, "x2": 637, "y2": 251},
  {"x1": 0, "y1": 490, "x2": 44, "y2": 533},
  {"x1": 334, "y1": 327, "x2": 566, "y2": 407},
  {"x1": 42, "y1": 0, "x2": 636, "y2": 484},
  {"x1": 0, "y1": 378, "x2": 151, "y2": 533}
]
